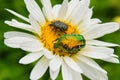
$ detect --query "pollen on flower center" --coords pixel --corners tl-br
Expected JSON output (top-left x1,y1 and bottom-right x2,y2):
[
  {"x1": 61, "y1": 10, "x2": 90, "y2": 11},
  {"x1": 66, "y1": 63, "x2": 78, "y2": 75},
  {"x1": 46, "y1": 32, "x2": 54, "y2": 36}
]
[{"x1": 40, "y1": 20, "x2": 85, "y2": 56}]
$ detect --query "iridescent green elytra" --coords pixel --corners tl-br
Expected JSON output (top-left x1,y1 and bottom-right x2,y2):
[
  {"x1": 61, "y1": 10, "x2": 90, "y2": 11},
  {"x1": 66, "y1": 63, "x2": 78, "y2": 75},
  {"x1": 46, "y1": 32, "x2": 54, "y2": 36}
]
[{"x1": 54, "y1": 34, "x2": 86, "y2": 55}]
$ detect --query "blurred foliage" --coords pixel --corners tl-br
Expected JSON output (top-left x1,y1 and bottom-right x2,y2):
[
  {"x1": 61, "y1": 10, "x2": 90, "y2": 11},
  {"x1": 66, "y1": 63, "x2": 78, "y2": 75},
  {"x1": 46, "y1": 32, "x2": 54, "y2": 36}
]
[{"x1": 0, "y1": 0, "x2": 120, "y2": 80}]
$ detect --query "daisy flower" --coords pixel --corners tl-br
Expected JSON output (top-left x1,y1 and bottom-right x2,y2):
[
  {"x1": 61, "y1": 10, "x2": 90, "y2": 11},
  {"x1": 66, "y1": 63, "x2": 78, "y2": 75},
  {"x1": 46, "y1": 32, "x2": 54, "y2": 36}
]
[{"x1": 4, "y1": 0, "x2": 120, "y2": 80}]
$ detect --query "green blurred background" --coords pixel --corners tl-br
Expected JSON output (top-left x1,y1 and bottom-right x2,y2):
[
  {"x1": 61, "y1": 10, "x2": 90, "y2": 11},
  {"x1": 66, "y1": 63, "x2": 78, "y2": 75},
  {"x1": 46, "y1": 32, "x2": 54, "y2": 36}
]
[{"x1": 0, "y1": 0, "x2": 120, "y2": 80}]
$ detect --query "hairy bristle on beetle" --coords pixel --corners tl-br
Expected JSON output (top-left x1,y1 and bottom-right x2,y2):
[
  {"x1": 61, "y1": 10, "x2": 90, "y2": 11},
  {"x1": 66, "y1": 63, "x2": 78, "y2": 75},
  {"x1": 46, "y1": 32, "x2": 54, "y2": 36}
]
[{"x1": 40, "y1": 21, "x2": 85, "y2": 57}]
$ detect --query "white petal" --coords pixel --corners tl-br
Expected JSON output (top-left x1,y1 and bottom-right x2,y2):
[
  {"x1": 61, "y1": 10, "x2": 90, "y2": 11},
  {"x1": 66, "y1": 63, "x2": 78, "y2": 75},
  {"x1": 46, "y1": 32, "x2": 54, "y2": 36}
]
[
  {"x1": 72, "y1": 70, "x2": 83, "y2": 80},
  {"x1": 84, "y1": 45, "x2": 114, "y2": 53},
  {"x1": 70, "y1": 0, "x2": 90, "y2": 25},
  {"x1": 65, "y1": 0, "x2": 79, "y2": 21},
  {"x1": 64, "y1": 56, "x2": 82, "y2": 73},
  {"x1": 80, "y1": 46, "x2": 114, "y2": 59},
  {"x1": 49, "y1": 56, "x2": 62, "y2": 72},
  {"x1": 50, "y1": 65, "x2": 60, "y2": 80},
  {"x1": 4, "y1": 36, "x2": 36, "y2": 48},
  {"x1": 102, "y1": 57, "x2": 119, "y2": 63},
  {"x1": 76, "y1": 55, "x2": 106, "y2": 73},
  {"x1": 24, "y1": 0, "x2": 45, "y2": 26},
  {"x1": 5, "y1": 9, "x2": 29, "y2": 22},
  {"x1": 78, "y1": 8, "x2": 92, "y2": 26},
  {"x1": 77, "y1": 8, "x2": 93, "y2": 33},
  {"x1": 4, "y1": 31, "x2": 36, "y2": 39},
  {"x1": 19, "y1": 52, "x2": 43, "y2": 64},
  {"x1": 89, "y1": 18, "x2": 102, "y2": 24},
  {"x1": 79, "y1": 18, "x2": 101, "y2": 33},
  {"x1": 30, "y1": 57, "x2": 49, "y2": 80},
  {"x1": 82, "y1": 51, "x2": 112, "y2": 59},
  {"x1": 82, "y1": 8, "x2": 93, "y2": 21},
  {"x1": 62, "y1": 62, "x2": 73, "y2": 80},
  {"x1": 41, "y1": 0, "x2": 53, "y2": 21},
  {"x1": 77, "y1": 9, "x2": 93, "y2": 33},
  {"x1": 43, "y1": 48, "x2": 54, "y2": 59},
  {"x1": 4, "y1": 38, "x2": 20, "y2": 48},
  {"x1": 83, "y1": 22, "x2": 120, "y2": 39},
  {"x1": 81, "y1": 45, "x2": 119, "y2": 63},
  {"x1": 77, "y1": 61, "x2": 108, "y2": 80},
  {"x1": 52, "y1": 4, "x2": 61, "y2": 20},
  {"x1": 5, "y1": 19, "x2": 35, "y2": 32},
  {"x1": 57, "y1": 0, "x2": 68, "y2": 20},
  {"x1": 81, "y1": 45, "x2": 115, "y2": 59},
  {"x1": 20, "y1": 40, "x2": 43, "y2": 52},
  {"x1": 29, "y1": 15, "x2": 40, "y2": 34},
  {"x1": 87, "y1": 40, "x2": 119, "y2": 46}
]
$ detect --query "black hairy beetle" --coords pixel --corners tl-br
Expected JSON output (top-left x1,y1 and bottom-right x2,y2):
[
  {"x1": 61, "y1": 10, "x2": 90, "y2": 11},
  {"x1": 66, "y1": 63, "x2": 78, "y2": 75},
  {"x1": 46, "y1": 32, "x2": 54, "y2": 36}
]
[{"x1": 49, "y1": 21, "x2": 68, "y2": 31}]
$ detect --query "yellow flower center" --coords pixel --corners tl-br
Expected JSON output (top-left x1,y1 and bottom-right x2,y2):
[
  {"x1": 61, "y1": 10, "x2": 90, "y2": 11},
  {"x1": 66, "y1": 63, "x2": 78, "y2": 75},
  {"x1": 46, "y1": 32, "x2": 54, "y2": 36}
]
[{"x1": 40, "y1": 20, "x2": 85, "y2": 56}]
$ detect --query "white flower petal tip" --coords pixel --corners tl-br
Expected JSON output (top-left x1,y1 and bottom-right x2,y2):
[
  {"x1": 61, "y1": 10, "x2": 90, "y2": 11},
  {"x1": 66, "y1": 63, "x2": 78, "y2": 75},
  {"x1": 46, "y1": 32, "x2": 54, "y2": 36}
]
[
  {"x1": 5, "y1": 8, "x2": 29, "y2": 22},
  {"x1": 83, "y1": 22, "x2": 120, "y2": 39},
  {"x1": 105, "y1": 22, "x2": 120, "y2": 31},
  {"x1": 4, "y1": 19, "x2": 35, "y2": 33},
  {"x1": 30, "y1": 57, "x2": 49, "y2": 80},
  {"x1": 87, "y1": 40, "x2": 120, "y2": 47},
  {"x1": 4, "y1": 31, "x2": 36, "y2": 39},
  {"x1": 112, "y1": 22, "x2": 120, "y2": 31},
  {"x1": 19, "y1": 52, "x2": 43, "y2": 64},
  {"x1": 105, "y1": 57, "x2": 119, "y2": 63},
  {"x1": 24, "y1": 0, "x2": 46, "y2": 25},
  {"x1": 111, "y1": 59, "x2": 120, "y2": 63},
  {"x1": 118, "y1": 45, "x2": 120, "y2": 47},
  {"x1": 81, "y1": 46, "x2": 116, "y2": 59}
]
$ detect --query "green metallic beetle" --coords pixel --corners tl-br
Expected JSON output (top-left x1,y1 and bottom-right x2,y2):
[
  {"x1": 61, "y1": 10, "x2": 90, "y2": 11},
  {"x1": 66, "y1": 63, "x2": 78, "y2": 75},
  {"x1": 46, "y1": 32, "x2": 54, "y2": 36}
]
[{"x1": 54, "y1": 34, "x2": 86, "y2": 55}]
